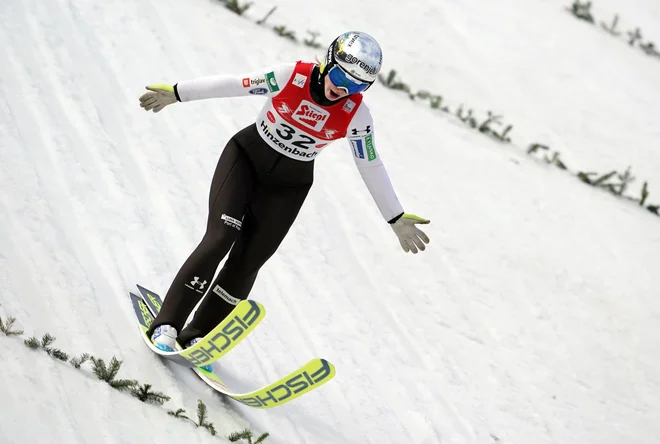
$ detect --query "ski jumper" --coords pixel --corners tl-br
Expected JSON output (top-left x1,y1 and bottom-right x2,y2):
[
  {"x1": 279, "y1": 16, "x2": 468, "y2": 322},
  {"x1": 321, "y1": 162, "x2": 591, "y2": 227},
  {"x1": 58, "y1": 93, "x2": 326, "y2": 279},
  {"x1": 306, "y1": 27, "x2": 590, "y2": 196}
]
[{"x1": 149, "y1": 62, "x2": 404, "y2": 344}]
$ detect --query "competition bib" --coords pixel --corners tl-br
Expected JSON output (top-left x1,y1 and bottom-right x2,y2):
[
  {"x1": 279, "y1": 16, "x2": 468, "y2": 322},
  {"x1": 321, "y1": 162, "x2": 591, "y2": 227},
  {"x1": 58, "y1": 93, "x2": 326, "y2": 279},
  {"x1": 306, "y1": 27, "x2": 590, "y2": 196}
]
[{"x1": 255, "y1": 62, "x2": 362, "y2": 162}]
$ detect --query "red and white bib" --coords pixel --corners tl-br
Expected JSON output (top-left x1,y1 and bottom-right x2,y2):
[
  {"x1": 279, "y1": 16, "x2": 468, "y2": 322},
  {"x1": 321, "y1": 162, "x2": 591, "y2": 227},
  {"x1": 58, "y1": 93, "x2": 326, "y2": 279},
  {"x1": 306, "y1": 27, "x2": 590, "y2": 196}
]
[{"x1": 255, "y1": 62, "x2": 363, "y2": 161}]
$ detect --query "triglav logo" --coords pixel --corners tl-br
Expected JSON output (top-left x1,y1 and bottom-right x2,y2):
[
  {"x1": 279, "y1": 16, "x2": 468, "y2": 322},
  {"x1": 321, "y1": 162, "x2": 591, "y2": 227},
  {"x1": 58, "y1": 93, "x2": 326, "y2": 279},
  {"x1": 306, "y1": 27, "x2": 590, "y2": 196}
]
[
  {"x1": 243, "y1": 77, "x2": 265, "y2": 88},
  {"x1": 292, "y1": 100, "x2": 329, "y2": 131}
]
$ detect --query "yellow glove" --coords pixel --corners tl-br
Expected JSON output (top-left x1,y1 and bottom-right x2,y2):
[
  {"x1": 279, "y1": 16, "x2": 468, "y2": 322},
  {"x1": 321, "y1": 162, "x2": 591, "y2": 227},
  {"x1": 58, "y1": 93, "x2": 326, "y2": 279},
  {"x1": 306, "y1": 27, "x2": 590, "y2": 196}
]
[
  {"x1": 390, "y1": 213, "x2": 430, "y2": 254},
  {"x1": 139, "y1": 84, "x2": 177, "y2": 113}
]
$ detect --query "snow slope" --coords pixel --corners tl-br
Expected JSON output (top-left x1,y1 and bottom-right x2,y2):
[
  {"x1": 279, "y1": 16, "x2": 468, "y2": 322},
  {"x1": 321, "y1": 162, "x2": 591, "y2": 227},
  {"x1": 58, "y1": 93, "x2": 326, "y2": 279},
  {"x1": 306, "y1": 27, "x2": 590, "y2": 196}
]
[{"x1": 1, "y1": 0, "x2": 659, "y2": 443}]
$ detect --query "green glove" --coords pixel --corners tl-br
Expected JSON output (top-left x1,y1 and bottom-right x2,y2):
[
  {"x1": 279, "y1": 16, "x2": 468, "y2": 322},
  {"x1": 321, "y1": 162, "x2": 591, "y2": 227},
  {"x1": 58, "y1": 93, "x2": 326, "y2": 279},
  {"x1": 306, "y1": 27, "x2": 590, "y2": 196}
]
[
  {"x1": 390, "y1": 213, "x2": 430, "y2": 254},
  {"x1": 139, "y1": 84, "x2": 177, "y2": 113}
]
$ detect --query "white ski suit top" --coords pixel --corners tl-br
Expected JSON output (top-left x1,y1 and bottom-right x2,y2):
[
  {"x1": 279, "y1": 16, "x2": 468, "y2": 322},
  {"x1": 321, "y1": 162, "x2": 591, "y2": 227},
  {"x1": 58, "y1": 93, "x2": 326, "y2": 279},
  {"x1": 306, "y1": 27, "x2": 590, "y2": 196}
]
[{"x1": 175, "y1": 61, "x2": 405, "y2": 222}]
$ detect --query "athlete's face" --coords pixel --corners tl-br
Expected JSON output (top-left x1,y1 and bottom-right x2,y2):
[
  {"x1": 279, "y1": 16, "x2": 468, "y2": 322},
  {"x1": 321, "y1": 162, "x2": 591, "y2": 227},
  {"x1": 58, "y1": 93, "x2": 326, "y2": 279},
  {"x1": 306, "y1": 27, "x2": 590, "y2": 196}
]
[{"x1": 324, "y1": 74, "x2": 351, "y2": 101}]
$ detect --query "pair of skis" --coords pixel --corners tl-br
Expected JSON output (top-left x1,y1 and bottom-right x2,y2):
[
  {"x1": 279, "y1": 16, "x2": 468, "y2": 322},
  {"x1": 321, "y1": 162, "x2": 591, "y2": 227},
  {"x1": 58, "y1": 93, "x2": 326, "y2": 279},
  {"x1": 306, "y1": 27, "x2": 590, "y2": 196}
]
[{"x1": 129, "y1": 285, "x2": 335, "y2": 409}]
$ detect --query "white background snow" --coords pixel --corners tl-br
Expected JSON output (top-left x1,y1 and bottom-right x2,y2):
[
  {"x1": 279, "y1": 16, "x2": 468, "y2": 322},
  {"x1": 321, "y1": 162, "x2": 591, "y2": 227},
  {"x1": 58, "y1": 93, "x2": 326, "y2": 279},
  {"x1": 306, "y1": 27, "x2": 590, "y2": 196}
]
[{"x1": 1, "y1": 0, "x2": 659, "y2": 443}]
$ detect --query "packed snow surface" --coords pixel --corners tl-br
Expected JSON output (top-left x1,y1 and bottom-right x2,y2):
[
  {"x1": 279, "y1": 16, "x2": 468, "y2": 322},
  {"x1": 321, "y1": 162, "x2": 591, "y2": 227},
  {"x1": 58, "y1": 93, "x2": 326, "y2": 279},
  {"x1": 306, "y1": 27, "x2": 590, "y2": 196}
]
[{"x1": 1, "y1": 0, "x2": 659, "y2": 443}]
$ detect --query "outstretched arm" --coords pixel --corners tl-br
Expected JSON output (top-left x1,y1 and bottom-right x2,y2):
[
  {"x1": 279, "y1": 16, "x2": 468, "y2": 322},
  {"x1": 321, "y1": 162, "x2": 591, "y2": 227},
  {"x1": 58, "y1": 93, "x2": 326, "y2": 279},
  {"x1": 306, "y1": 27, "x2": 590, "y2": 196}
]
[
  {"x1": 347, "y1": 103, "x2": 431, "y2": 253},
  {"x1": 138, "y1": 63, "x2": 295, "y2": 112}
]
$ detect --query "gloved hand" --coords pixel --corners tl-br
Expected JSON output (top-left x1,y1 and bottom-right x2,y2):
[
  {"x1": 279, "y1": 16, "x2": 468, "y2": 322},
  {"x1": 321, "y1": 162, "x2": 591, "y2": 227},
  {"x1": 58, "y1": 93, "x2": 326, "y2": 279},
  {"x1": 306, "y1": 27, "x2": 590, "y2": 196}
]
[
  {"x1": 139, "y1": 84, "x2": 177, "y2": 113},
  {"x1": 390, "y1": 213, "x2": 430, "y2": 254}
]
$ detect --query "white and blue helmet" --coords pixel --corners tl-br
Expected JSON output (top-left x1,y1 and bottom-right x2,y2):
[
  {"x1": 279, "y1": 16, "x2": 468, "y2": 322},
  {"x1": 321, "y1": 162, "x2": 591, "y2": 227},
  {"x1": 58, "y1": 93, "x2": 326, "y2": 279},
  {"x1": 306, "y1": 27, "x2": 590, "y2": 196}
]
[{"x1": 322, "y1": 31, "x2": 383, "y2": 84}]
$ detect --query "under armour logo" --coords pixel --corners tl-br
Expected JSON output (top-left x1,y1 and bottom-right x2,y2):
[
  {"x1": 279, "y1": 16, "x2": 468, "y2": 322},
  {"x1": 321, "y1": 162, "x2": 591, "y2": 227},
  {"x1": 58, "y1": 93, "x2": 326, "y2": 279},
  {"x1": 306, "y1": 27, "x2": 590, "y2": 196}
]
[
  {"x1": 351, "y1": 125, "x2": 371, "y2": 136},
  {"x1": 186, "y1": 276, "x2": 207, "y2": 293},
  {"x1": 190, "y1": 277, "x2": 207, "y2": 289}
]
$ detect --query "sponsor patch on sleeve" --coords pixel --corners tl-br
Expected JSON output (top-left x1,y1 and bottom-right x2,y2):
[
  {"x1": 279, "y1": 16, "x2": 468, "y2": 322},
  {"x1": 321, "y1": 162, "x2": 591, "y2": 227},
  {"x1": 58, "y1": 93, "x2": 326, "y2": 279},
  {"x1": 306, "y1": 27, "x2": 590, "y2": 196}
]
[
  {"x1": 266, "y1": 71, "x2": 280, "y2": 92},
  {"x1": 350, "y1": 139, "x2": 365, "y2": 159},
  {"x1": 365, "y1": 134, "x2": 376, "y2": 161}
]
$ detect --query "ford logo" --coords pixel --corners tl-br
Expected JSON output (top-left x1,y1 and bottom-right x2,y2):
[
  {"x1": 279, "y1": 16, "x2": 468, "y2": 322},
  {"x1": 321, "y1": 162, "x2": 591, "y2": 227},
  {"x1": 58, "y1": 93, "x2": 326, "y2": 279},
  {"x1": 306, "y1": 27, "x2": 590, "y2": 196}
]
[{"x1": 249, "y1": 88, "x2": 268, "y2": 95}]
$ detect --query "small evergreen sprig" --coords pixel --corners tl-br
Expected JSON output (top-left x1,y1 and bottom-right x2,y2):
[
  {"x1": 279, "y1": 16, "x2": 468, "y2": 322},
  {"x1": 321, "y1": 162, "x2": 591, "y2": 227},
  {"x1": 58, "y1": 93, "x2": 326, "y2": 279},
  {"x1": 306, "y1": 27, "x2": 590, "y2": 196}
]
[
  {"x1": 194, "y1": 400, "x2": 217, "y2": 436},
  {"x1": 168, "y1": 408, "x2": 191, "y2": 421},
  {"x1": 90, "y1": 356, "x2": 137, "y2": 392},
  {"x1": 477, "y1": 111, "x2": 513, "y2": 143},
  {"x1": 256, "y1": 6, "x2": 277, "y2": 25},
  {"x1": 378, "y1": 69, "x2": 413, "y2": 96},
  {"x1": 273, "y1": 25, "x2": 296, "y2": 41},
  {"x1": 0, "y1": 316, "x2": 23, "y2": 336},
  {"x1": 569, "y1": 0, "x2": 595, "y2": 23},
  {"x1": 130, "y1": 383, "x2": 171, "y2": 405},
  {"x1": 627, "y1": 27, "x2": 643, "y2": 46},
  {"x1": 527, "y1": 144, "x2": 567, "y2": 169},
  {"x1": 303, "y1": 30, "x2": 323, "y2": 49},
  {"x1": 600, "y1": 14, "x2": 621, "y2": 36},
  {"x1": 223, "y1": 0, "x2": 252, "y2": 16},
  {"x1": 24, "y1": 333, "x2": 69, "y2": 361},
  {"x1": 228, "y1": 428, "x2": 270, "y2": 443},
  {"x1": 69, "y1": 352, "x2": 92, "y2": 369}
]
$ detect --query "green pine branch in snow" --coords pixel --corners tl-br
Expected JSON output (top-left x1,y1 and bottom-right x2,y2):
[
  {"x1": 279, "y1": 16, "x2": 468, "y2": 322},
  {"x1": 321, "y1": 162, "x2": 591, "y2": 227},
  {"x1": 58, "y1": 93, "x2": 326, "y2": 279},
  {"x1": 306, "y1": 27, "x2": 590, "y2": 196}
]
[
  {"x1": 90, "y1": 356, "x2": 138, "y2": 392},
  {"x1": 195, "y1": 400, "x2": 217, "y2": 436},
  {"x1": 273, "y1": 25, "x2": 296, "y2": 41},
  {"x1": 378, "y1": 70, "x2": 412, "y2": 96},
  {"x1": 569, "y1": 1, "x2": 594, "y2": 22},
  {"x1": 168, "y1": 408, "x2": 191, "y2": 420},
  {"x1": 569, "y1": 0, "x2": 595, "y2": 23},
  {"x1": 222, "y1": 0, "x2": 252, "y2": 16},
  {"x1": 228, "y1": 428, "x2": 270, "y2": 443},
  {"x1": 640, "y1": 182, "x2": 649, "y2": 206},
  {"x1": 478, "y1": 111, "x2": 513, "y2": 143},
  {"x1": 23, "y1": 333, "x2": 68, "y2": 361},
  {"x1": 0, "y1": 316, "x2": 23, "y2": 336},
  {"x1": 639, "y1": 41, "x2": 659, "y2": 56},
  {"x1": 527, "y1": 143, "x2": 550, "y2": 154},
  {"x1": 24, "y1": 336, "x2": 40, "y2": 349},
  {"x1": 544, "y1": 152, "x2": 568, "y2": 170},
  {"x1": 256, "y1": 6, "x2": 277, "y2": 26},
  {"x1": 627, "y1": 28, "x2": 643, "y2": 46},
  {"x1": 600, "y1": 14, "x2": 621, "y2": 36},
  {"x1": 130, "y1": 383, "x2": 171, "y2": 405},
  {"x1": 456, "y1": 105, "x2": 478, "y2": 128},
  {"x1": 47, "y1": 348, "x2": 69, "y2": 362},
  {"x1": 70, "y1": 352, "x2": 92, "y2": 369},
  {"x1": 304, "y1": 30, "x2": 323, "y2": 49}
]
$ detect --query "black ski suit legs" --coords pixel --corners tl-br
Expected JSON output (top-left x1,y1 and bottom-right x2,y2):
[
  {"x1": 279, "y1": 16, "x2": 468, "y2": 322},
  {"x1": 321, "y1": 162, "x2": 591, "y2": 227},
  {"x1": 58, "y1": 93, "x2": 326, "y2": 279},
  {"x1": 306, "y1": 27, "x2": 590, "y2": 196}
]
[
  {"x1": 148, "y1": 124, "x2": 313, "y2": 345},
  {"x1": 179, "y1": 183, "x2": 310, "y2": 344}
]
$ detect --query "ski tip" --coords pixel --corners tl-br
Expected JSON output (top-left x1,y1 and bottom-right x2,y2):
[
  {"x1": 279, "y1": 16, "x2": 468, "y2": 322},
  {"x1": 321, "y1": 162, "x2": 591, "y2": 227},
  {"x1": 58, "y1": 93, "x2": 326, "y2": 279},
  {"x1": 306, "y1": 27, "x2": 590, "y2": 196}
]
[{"x1": 135, "y1": 283, "x2": 152, "y2": 293}]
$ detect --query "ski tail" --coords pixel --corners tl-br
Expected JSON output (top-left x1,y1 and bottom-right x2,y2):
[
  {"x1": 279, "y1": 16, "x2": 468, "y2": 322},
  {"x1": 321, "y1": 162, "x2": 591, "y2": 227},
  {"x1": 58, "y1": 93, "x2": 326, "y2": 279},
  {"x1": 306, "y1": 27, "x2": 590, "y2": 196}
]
[{"x1": 136, "y1": 284, "x2": 162, "y2": 316}]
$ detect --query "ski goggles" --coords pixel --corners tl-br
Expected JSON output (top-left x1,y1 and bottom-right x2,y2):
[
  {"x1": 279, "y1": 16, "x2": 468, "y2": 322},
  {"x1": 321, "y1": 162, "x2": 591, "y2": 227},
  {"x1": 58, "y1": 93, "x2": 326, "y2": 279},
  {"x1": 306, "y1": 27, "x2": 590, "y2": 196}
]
[{"x1": 327, "y1": 65, "x2": 371, "y2": 95}]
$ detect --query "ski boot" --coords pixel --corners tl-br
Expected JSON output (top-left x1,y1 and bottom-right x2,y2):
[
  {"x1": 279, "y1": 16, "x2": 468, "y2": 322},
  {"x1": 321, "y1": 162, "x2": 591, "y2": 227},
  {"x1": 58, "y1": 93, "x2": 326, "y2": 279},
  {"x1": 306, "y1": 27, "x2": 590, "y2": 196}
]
[{"x1": 150, "y1": 325, "x2": 178, "y2": 352}]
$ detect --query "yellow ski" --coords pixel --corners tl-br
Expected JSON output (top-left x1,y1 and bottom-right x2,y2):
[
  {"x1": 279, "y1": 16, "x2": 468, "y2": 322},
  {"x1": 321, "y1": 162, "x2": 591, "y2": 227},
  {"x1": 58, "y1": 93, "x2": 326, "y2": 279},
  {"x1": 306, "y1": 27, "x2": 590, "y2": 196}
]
[
  {"x1": 133, "y1": 284, "x2": 336, "y2": 408},
  {"x1": 193, "y1": 358, "x2": 336, "y2": 408},
  {"x1": 130, "y1": 292, "x2": 265, "y2": 368}
]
